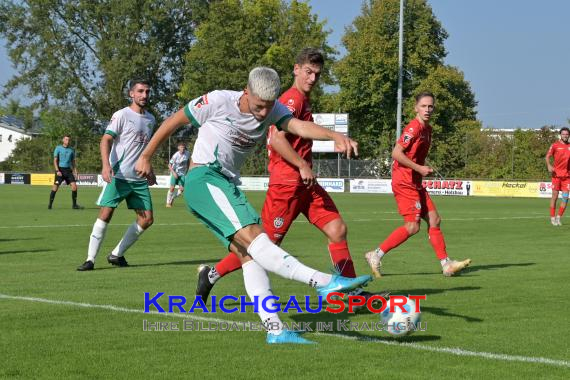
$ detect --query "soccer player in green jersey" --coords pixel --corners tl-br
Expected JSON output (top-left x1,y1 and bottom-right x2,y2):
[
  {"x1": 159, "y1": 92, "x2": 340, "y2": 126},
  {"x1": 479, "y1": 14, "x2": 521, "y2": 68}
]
[
  {"x1": 77, "y1": 79, "x2": 156, "y2": 271},
  {"x1": 135, "y1": 67, "x2": 372, "y2": 344}
]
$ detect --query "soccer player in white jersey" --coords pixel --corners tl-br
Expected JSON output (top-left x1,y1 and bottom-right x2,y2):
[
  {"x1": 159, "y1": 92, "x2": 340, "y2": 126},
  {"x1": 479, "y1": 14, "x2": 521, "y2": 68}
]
[
  {"x1": 136, "y1": 67, "x2": 372, "y2": 344},
  {"x1": 166, "y1": 142, "x2": 190, "y2": 207},
  {"x1": 77, "y1": 79, "x2": 157, "y2": 271}
]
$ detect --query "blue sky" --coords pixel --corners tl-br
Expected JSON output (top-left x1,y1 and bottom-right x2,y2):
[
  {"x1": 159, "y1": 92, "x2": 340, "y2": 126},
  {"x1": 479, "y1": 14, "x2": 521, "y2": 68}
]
[{"x1": 1, "y1": 0, "x2": 569, "y2": 129}]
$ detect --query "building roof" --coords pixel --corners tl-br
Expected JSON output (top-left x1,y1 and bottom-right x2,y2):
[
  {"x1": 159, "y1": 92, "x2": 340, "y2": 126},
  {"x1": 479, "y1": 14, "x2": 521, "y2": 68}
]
[{"x1": 0, "y1": 115, "x2": 41, "y2": 136}]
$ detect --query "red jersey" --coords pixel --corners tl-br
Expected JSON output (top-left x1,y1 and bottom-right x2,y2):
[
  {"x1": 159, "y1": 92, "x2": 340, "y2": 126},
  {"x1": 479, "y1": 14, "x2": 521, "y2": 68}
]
[
  {"x1": 267, "y1": 87, "x2": 313, "y2": 185},
  {"x1": 392, "y1": 118, "x2": 432, "y2": 188},
  {"x1": 547, "y1": 140, "x2": 570, "y2": 178}
]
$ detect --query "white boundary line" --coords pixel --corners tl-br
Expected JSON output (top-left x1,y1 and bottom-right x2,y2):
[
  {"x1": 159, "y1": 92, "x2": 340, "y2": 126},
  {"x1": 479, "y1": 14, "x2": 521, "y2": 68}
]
[
  {"x1": 0, "y1": 216, "x2": 547, "y2": 229},
  {"x1": 1, "y1": 293, "x2": 568, "y2": 368}
]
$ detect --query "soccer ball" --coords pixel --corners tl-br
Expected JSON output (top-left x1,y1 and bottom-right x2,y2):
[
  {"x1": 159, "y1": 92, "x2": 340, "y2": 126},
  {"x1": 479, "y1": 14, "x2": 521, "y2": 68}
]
[{"x1": 380, "y1": 297, "x2": 421, "y2": 337}]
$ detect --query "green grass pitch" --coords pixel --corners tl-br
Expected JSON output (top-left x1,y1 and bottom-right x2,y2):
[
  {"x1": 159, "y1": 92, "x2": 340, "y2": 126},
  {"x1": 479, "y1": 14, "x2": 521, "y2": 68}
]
[{"x1": 0, "y1": 185, "x2": 569, "y2": 379}]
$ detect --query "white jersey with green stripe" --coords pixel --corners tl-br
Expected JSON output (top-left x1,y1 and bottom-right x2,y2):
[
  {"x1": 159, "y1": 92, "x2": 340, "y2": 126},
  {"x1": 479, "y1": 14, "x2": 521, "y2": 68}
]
[
  {"x1": 169, "y1": 150, "x2": 191, "y2": 176},
  {"x1": 184, "y1": 90, "x2": 292, "y2": 182},
  {"x1": 105, "y1": 106, "x2": 156, "y2": 181}
]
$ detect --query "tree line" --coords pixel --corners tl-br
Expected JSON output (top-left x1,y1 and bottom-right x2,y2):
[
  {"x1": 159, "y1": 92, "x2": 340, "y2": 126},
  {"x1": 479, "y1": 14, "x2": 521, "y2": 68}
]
[{"x1": 0, "y1": 0, "x2": 565, "y2": 180}]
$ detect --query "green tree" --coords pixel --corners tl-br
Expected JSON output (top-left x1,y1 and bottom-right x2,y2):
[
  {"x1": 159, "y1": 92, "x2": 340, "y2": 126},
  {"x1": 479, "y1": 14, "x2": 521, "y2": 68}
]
[
  {"x1": 0, "y1": 135, "x2": 52, "y2": 172},
  {"x1": 335, "y1": 0, "x2": 448, "y2": 159},
  {"x1": 180, "y1": 0, "x2": 334, "y2": 174},
  {"x1": 461, "y1": 126, "x2": 556, "y2": 180},
  {"x1": 0, "y1": 0, "x2": 208, "y2": 120},
  {"x1": 180, "y1": 0, "x2": 333, "y2": 102},
  {"x1": 405, "y1": 65, "x2": 478, "y2": 177}
]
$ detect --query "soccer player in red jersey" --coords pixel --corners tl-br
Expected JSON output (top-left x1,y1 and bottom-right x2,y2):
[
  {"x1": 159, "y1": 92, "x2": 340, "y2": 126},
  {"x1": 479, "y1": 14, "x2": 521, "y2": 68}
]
[
  {"x1": 365, "y1": 92, "x2": 471, "y2": 277},
  {"x1": 545, "y1": 127, "x2": 570, "y2": 226},
  {"x1": 196, "y1": 48, "x2": 387, "y2": 303}
]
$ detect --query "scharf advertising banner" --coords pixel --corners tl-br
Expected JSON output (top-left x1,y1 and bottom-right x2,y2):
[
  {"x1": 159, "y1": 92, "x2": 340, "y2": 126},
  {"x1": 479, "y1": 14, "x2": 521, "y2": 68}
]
[
  {"x1": 349, "y1": 179, "x2": 471, "y2": 196},
  {"x1": 422, "y1": 179, "x2": 472, "y2": 196}
]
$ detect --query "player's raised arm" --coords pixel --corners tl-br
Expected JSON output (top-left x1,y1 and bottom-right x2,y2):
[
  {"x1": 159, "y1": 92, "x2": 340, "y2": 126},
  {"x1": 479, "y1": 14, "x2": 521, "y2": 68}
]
[
  {"x1": 281, "y1": 117, "x2": 358, "y2": 158},
  {"x1": 136, "y1": 109, "x2": 190, "y2": 178},
  {"x1": 269, "y1": 129, "x2": 315, "y2": 187}
]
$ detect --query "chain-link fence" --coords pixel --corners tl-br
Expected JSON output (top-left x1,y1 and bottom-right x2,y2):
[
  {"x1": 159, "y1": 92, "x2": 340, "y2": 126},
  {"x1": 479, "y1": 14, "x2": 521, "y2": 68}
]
[{"x1": 312, "y1": 158, "x2": 390, "y2": 179}]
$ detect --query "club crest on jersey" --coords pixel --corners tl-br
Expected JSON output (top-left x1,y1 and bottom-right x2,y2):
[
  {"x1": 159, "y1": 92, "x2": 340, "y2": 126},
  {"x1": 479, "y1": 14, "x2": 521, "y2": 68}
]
[{"x1": 274, "y1": 217, "x2": 284, "y2": 229}]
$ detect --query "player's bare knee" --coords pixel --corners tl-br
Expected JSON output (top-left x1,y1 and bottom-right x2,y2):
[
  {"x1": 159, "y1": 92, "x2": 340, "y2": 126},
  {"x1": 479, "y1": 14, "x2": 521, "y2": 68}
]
[
  {"x1": 405, "y1": 222, "x2": 420, "y2": 235},
  {"x1": 326, "y1": 221, "x2": 347, "y2": 242},
  {"x1": 234, "y1": 224, "x2": 264, "y2": 247},
  {"x1": 430, "y1": 215, "x2": 441, "y2": 227},
  {"x1": 98, "y1": 207, "x2": 114, "y2": 223}
]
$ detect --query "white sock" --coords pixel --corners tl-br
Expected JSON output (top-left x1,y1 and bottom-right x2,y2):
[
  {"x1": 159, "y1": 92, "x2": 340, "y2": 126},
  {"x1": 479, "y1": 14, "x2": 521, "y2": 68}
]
[
  {"x1": 440, "y1": 257, "x2": 450, "y2": 267},
  {"x1": 87, "y1": 218, "x2": 108, "y2": 262},
  {"x1": 242, "y1": 260, "x2": 283, "y2": 335},
  {"x1": 166, "y1": 190, "x2": 175, "y2": 205},
  {"x1": 176, "y1": 188, "x2": 183, "y2": 197},
  {"x1": 111, "y1": 222, "x2": 145, "y2": 257},
  {"x1": 247, "y1": 233, "x2": 332, "y2": 287},
  {"x1": 208, "y1": 267, "x2": 221, "y2": 284},
  {"x1": 375, "y1": 248, "x2": 385, "y2": 260}
]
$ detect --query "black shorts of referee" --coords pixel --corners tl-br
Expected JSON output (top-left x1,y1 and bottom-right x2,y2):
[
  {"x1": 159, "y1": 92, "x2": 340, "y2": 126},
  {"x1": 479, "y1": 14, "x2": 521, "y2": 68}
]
[{"x1": 54, "y1": 167, "x2": 76, "y2": 186}]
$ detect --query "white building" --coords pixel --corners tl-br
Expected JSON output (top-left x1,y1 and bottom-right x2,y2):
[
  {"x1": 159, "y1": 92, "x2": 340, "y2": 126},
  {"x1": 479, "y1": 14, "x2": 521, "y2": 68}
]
[{"x1": 0, "y1": 115, "x2": 35, "y2": 162}]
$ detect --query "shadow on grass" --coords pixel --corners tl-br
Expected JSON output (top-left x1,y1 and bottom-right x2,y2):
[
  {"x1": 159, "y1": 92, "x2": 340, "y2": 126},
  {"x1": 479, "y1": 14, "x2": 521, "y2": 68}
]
[
  {"x1": 0, "y1": 238, "x2": 43, "y2": 242},
  {"x1": 379, "y1": 262, "x2": 534, "y2": 277},
  {"x1": 387, "y1": 286, "x2": 483, "y2": 322},
  {"x1": 91, "y1": 259, "x2": 220, "y2": 270},
  {"x1": 0, "y1": 248, "x2": 55, "y2": 255},
  {"x1": 464, "y1": 262, "x2": 535, "y2": 274},
  {"x1": 421, "y1": 306, "x2": 483, "y2": 322},
  {"x1": 289, "y1": 310, "x2": 441, "y2": 343}
]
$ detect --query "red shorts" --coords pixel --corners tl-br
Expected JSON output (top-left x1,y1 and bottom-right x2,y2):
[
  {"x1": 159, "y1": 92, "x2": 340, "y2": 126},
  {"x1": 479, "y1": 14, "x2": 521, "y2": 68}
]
[
  {"x1": 392, "y1": 183, "x2": 436, "y2": 222},
  {"x1": 261, "y1": 183, "x2": 340, "y2": 244},
  {"x1": 551, "y1": 177, "x2": 570, "y2": 192}
]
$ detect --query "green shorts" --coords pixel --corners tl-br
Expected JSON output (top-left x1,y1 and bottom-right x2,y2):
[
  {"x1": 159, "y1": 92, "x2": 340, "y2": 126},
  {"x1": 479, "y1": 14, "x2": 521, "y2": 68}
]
[
  {"x1": 170, "y1": 174, "x2": 186, "y2": 187},
  {"x1": 184, "y1": 166, "x2": 260, "y2": 248},
  {"x1": 97, "y1": 177, "x2": 153, "y2": 211}
]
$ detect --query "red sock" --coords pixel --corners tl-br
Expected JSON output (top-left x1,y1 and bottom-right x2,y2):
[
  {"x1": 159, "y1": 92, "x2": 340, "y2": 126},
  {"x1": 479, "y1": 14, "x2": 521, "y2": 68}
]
[
  {"x1": 550, "y1": 207, "x2": 556, "y2": 217},
  {"x1": 428, "y1": 227, "x2": 448, "y2": 260},
  {"x1": 380, "y1": 226, "x2": 410, "y2": 254},
  {"x1": 558, "y1": 205, "x2": 567, "y2": 217},
  {"x1": 215, "y1": 252, "x2": 242, "y2": 276},
  {"x1": 328, "y1": 240, "x2": 356, "y2": 278}
]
